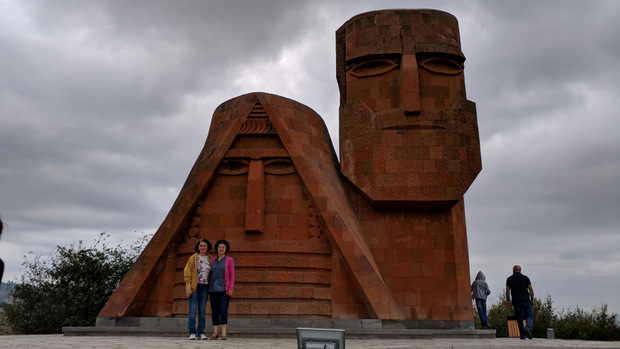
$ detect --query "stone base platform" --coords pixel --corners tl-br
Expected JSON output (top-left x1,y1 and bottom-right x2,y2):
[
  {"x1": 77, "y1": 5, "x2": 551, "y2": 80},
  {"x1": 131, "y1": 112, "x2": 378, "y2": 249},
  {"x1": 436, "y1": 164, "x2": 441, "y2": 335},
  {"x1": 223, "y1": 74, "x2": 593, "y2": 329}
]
[{"x1": 63, "y1": 317, "x2": 495, "y2": 339}]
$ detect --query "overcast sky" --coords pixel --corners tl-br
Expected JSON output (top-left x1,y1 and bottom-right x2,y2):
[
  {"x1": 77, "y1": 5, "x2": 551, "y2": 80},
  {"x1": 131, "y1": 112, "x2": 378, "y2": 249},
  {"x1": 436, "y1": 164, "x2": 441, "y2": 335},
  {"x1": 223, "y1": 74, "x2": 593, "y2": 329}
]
[{"x1": 1, "y1": 0, "x2": 618, "y2": 315}]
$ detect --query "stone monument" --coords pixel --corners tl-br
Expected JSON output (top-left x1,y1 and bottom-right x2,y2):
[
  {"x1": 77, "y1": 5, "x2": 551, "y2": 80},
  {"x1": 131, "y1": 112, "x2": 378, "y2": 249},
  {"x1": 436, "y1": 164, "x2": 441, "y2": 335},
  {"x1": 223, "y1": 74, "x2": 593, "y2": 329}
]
[
  {"x1": 336, "y1": 9, "x2": 481, "y2": 324},
  {"x1": 98, "y1": 9, "x2": 481, "y2": 329}
]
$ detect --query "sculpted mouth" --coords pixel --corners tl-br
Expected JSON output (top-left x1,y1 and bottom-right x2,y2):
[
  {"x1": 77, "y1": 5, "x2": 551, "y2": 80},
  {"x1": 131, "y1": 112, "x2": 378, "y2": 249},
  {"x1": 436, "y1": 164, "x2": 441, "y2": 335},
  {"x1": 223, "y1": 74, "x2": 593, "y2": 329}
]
[
  {"x1": 350, "y1": 103, "x2": 451, "y2": 131},
  {"x1": 382, "y1": 123, "x2": 447, "y2": 131},
  {"x1": 373, "y1": 107, "x2": 449, "y2": 131}
]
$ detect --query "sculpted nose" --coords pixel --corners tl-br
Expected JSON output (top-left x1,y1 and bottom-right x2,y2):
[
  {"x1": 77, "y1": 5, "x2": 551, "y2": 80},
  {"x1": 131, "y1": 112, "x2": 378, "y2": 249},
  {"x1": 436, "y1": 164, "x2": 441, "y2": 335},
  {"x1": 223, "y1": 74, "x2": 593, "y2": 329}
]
[
  {"x1": 401, "y1": 54, "x2": 421, "y2": 114},
  {"x1": 245, "y1": 159, "x2": 264, "y2": 234}
]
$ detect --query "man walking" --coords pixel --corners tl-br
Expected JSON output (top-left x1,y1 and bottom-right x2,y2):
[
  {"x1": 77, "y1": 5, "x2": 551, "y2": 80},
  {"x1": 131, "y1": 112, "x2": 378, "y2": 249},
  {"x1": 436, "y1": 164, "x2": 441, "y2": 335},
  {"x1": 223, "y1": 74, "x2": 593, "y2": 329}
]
[{"x1": 506, "y1": 265, "x2": 535, "y2": 339}]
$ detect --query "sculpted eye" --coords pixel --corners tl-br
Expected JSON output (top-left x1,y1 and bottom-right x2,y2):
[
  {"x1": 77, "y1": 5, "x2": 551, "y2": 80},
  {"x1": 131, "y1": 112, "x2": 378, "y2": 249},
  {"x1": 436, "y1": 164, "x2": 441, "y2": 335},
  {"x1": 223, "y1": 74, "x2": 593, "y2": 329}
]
[
  {"x1": 217, "y1": 159, "x2": 249, "y2": 175},
  {"x1": 263, "y1": 158, "x2": 296, "y2": 175},
  {"x1": 348, "y1": 59, "x2": 398, "y2": 77},
  {"x1": 419, "y1": 57, "x2": 463, "y2": 75}
]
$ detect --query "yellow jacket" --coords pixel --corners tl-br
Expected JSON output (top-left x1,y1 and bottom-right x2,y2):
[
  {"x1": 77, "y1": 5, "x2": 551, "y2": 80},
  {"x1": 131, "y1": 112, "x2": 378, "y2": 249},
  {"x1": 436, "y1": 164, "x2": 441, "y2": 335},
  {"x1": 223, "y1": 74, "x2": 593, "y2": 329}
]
[{"x1": 183, "y1": 253, "x2": 200, "y2": 293}]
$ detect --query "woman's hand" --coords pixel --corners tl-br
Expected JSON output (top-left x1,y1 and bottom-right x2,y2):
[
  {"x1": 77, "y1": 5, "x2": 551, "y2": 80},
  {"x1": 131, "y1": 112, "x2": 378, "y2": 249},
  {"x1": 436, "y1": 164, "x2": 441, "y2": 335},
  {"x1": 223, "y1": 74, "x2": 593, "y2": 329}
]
[
  {"x1": 185, "y1": 284, "x2": 192, "y2": 298},
  {"x1": 227, "y1": 290, "x2": 233, "y2": 296}
]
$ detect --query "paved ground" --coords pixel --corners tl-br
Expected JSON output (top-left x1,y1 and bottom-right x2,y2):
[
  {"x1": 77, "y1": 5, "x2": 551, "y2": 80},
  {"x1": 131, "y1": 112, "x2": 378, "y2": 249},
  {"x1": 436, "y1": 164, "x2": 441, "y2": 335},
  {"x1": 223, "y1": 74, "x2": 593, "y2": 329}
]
[{"x1": 1, "y1": 335, "x2": 620, "y2": 349}]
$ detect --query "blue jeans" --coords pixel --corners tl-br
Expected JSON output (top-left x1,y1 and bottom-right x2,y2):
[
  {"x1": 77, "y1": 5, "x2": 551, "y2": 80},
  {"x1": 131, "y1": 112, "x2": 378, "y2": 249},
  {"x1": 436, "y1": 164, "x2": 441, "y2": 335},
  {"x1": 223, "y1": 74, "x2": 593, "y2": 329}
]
[
  {"x1": 475, "y1": 298, "x2": 489, "y2": 327},
  {"x1": 188, "y1": 283, "x2": 208, "y2": 335},
  {"x1": 513, "y1": 302, "x2": 533, "y2": 338},
  {"x1": 209, "y1": 291, "x2": 231, "y2": 326}
]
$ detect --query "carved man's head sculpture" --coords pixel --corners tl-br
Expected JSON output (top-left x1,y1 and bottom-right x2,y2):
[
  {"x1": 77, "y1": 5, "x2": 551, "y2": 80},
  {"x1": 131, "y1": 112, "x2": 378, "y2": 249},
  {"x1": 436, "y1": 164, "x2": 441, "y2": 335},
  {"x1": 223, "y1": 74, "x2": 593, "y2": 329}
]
[{"x1": 337, "y1": 9, "x2": 481, "y2": 207}]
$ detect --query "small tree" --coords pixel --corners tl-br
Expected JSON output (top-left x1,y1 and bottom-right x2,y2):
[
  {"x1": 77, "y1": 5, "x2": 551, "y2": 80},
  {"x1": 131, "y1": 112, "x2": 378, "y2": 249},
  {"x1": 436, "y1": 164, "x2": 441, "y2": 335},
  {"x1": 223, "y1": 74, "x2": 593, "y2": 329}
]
[
  {"x1": 532, "y1": 294, "x2": 555, "y2": 338},
  {"x1": 487, "y1": 290, "x2": 554, "y2": 338},
  {"x1": 472, "y1": 299, "x2": 481, "y2": 328},
  {"x1": 555, "y1": 304, "x2": 620, "y2": 341},
  {"x1": 487, "y1": 290, "x2": 511, "y2": 337},
  {"x1": 3, "y1": 232, "x2": 149, "y2": 334}
]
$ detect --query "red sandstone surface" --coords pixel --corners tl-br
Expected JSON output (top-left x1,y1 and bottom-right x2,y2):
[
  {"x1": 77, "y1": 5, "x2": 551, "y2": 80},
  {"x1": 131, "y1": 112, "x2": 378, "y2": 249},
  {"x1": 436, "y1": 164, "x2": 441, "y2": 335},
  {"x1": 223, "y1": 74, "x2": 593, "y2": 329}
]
[{"x1": 99, "y1": 9, "x2": 481, "y2": 325}]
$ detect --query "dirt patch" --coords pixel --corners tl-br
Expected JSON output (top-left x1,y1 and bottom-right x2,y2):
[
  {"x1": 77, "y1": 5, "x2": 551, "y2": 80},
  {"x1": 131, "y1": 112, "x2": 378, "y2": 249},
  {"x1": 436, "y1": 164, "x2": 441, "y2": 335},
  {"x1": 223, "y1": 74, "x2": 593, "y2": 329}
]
[{"x1": 0, "y1": 311, "x2": 14, "y2": 335}]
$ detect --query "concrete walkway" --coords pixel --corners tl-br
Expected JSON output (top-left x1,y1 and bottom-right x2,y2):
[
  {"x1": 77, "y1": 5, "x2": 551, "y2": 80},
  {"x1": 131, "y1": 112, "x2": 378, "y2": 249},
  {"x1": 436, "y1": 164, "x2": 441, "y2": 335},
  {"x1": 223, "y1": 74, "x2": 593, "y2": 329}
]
[{"x1": 1, "y1": 335, "x2": 620, "y2": 348}]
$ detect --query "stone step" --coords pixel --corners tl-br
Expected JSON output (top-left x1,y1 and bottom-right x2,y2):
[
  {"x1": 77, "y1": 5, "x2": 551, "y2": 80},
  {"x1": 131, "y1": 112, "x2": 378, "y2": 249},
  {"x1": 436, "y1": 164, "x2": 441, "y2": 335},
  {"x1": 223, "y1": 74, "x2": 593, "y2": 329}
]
[{"x1": 63, "y1": 317, "x2": 496, "y2": 339}]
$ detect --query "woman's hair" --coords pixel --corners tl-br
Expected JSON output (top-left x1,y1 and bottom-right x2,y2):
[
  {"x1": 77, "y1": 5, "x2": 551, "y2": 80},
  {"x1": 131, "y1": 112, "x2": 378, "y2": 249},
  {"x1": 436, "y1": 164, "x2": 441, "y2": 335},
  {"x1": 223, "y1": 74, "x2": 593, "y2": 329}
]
[
  {"x1": 214, "y1": 239, "x2": 230, "y2": 254},
  {"x1": 194, "y1": 239, "x2": 212, "y2": 253}
]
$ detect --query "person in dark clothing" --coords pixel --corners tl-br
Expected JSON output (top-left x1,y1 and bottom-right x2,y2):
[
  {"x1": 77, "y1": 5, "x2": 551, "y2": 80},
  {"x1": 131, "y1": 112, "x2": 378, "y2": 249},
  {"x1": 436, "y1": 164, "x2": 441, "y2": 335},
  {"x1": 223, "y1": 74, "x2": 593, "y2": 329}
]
[
  {"x1": 506, "y1": 265, "x2": 535, "y2": 339},
  {"x1": 471, "y1": 271, "x2": 491, "y2": 328},
  {"x1": 0, "y1": 216, "x2": 4, "y2": 283},
  {"x1": 208, "y1": 240, "x2": 235, "y2": 340}
]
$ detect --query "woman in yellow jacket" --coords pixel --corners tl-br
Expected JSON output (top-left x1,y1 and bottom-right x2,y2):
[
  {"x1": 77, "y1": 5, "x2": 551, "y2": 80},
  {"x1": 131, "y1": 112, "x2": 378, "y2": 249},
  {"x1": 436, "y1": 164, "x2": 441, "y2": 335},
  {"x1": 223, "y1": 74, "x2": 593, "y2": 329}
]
[{"x1": 183, "y1": 239, "x2": 212, "y2": 340}]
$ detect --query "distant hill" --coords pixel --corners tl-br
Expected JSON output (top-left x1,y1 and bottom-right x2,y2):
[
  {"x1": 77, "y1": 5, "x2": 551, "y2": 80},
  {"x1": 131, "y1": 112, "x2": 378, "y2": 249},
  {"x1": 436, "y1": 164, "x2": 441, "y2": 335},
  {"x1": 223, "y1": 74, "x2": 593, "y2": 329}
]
[{"x1": 0, "y1": 282, "x2": 16, "y2": 304}]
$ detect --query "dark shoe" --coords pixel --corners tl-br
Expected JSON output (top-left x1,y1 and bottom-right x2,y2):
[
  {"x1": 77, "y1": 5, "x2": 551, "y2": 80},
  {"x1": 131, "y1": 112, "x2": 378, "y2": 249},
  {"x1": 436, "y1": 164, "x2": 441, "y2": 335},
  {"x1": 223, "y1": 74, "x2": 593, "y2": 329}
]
[
  {"x1": 524, "y1": 327, "x2": 533, "y2": 339},
  {"x1": 209, "y1": 334, "x2": 219, "y2": 340}
]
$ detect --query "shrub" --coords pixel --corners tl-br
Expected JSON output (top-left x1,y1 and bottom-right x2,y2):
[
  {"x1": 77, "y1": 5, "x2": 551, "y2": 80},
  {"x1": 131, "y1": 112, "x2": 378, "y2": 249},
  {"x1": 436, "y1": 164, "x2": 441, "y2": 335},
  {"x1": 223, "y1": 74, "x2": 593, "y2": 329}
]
[
  {"x1": 487, "y1": 290, "x2": 511, "y2": 337},
  {"x1": 485, "y1": 290, "x2": 619, "y2": 340},
  {"x1": 488, "y1": 291, "x2": 553, "y2": 337},
  {"x1": 3, "y1": 232, "x2": 149, "y2": 334},
  {"x1": 555, "y1": 304, "x2": 620, "y2": 341},
  {"x1": 472, "y1": 299, "x2": 481, "y2": 328},
  {"x1": 532, "y1": 294, "x2": 555, "y2": 338}
]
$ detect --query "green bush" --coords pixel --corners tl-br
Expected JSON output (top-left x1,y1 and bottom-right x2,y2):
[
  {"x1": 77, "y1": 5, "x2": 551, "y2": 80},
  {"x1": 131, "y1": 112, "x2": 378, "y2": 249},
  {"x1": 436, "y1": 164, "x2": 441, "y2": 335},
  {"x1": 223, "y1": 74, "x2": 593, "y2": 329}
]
[
  {"x1": 487, "y1": 290, "x2": 511, "y2": 337},
  {"x1": 531, "y1": 294, "x2": 555, "y2": 338},
  {"x1": 472, "y1": 299, "x2": 481, "y2": 328},
  {"x1": 486, "y1": 290, "x2": 619, "y2": 340},
  {"x1": 555, "y1": 304, "x2": 620, "y2": 341},
  {"x1": 3, "y1": 232, "x2": 149, "y2": 334}
]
